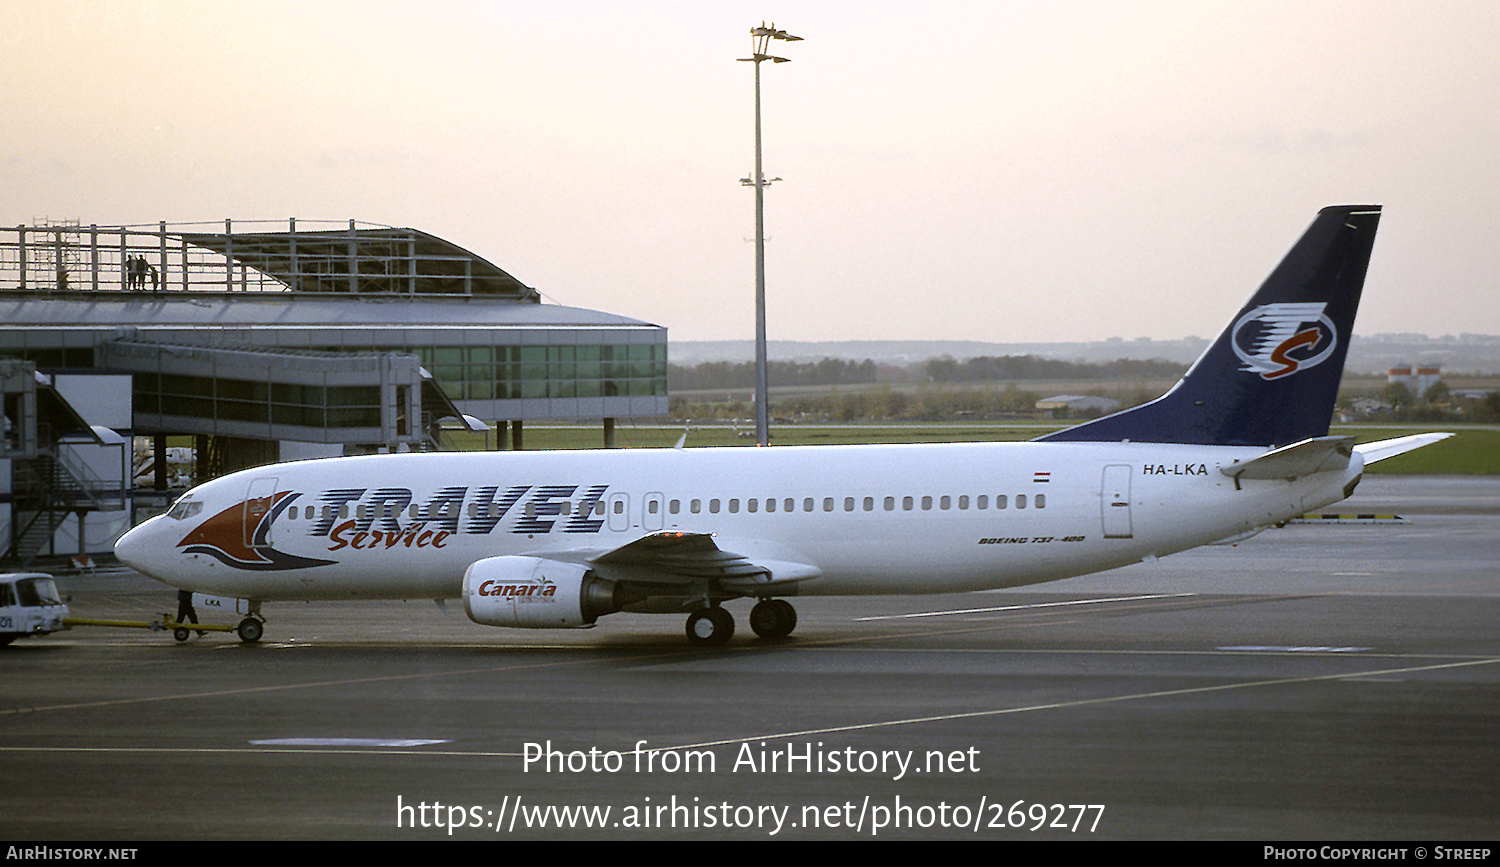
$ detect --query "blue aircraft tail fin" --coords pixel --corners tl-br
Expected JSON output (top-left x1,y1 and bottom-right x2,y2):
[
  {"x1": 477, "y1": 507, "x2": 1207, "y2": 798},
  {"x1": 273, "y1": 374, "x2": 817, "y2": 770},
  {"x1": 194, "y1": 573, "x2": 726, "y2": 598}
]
[{"x1": 1037, "y1": 205, "x2": 1381, "y2": 447}]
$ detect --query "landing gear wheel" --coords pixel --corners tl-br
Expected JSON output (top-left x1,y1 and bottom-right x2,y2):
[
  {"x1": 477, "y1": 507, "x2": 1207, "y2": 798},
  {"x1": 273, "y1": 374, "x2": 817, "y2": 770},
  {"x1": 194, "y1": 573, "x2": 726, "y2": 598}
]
[
  {"x1": 749, "y1": 599, "x2": 798, "y2": 639},
  {"x1": 236, "y1": 617, "x2": 264, "y2": 643},
  {"x1": 173, "y1": 627, "x2": 191, "y2": 642},
  {"x1": 685, "y1": 607, "x2": 734, "y2": 647}
]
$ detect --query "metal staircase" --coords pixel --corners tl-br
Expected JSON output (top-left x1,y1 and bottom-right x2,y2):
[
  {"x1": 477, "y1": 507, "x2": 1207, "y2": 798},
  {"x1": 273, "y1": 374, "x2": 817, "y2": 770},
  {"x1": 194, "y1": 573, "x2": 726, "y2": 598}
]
[{"x1": 6, "y1": 449, "x2": 124, "y2": 566}]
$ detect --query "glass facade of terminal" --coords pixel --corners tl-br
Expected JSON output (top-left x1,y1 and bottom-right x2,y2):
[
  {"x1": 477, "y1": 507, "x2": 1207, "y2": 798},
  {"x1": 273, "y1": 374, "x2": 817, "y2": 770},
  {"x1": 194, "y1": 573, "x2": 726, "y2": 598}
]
[
  {"x1": 411, "y1": 343, "x2": 666, "y2": 401},
  {"x1": 132, "y1": 374, "x2": 385, "y2": 430}
]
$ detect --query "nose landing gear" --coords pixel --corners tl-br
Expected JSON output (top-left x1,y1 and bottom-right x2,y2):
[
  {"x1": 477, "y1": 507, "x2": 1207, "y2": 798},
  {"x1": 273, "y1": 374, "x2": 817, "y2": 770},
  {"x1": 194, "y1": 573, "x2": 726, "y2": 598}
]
[{"x1": 236, "y1": 617, "x2": 264, "y2": 643}]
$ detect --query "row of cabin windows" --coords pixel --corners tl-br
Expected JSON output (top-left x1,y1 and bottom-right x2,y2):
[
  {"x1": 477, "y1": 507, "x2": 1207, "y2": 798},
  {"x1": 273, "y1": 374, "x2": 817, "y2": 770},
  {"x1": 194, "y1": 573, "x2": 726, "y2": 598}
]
[
  {"x1": 660, "y1": 493, "x2": 1044, "y2": 515},
  {"x1": 284, "y1": 492, "x2": 1046, "y2": 522}
]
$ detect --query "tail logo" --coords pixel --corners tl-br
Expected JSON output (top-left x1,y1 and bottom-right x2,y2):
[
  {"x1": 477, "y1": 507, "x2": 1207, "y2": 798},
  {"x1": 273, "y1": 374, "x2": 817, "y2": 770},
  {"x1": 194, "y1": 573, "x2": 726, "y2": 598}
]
[{"x1": 1231, "y1": 302, "x2": 1337, "y2": 380}]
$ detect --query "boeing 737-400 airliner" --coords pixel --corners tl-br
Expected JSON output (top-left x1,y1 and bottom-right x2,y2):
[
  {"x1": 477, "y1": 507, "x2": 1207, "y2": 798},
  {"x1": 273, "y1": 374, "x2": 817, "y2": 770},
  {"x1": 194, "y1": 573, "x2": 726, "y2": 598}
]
[{"x1": 114, "y1": 205, "x2": 1450, "y2": 645}]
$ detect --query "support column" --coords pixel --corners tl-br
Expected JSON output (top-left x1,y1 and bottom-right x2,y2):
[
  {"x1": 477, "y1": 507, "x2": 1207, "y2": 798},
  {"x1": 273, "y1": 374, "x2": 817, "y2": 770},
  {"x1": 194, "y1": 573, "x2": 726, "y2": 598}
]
[
  {"x1": 153, "y1": 435, "x2": 168, "y2": 491},
  {"x1": 495, "y1": 421, "x2": 509, "y2": 450},
  {"x1": 157, "y1": 221, "x2": 167, "y2": 292},
  {"x1": 347, "y1": 220, "x2": 358, "y2": 294},
  {"x1": 195, "y1": 435, "x2": 209, "y2": 484},
  {"x1": 603, "y1": 418, "x2": 616, "y2": 449},
  {"x1": 511, "y1": 420, "x2": 523, "y2": 451},
  {"x1": 289, "y1": 218, "x2": 298, "y2": 292}
]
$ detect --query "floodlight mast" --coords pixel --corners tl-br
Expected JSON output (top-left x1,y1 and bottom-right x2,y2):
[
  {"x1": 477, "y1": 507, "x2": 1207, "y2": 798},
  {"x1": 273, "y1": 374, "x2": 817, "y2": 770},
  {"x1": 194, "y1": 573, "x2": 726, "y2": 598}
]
[{"x1": 738, "y1": 22, "x2": 800, "y2": 447}]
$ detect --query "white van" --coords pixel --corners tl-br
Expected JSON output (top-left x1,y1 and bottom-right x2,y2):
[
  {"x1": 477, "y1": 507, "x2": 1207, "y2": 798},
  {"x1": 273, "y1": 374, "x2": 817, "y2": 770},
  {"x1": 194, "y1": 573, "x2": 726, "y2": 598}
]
[{"x1": 0, "y1": 573, "x2": 70, "y2": 646}]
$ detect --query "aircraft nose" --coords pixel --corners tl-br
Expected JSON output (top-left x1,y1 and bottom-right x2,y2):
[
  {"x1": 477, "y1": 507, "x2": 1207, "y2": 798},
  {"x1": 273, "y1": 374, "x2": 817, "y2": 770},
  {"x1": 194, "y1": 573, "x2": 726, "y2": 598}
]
[{"x1": 115, "y1": 518, "x2": 165, "y2": 579}]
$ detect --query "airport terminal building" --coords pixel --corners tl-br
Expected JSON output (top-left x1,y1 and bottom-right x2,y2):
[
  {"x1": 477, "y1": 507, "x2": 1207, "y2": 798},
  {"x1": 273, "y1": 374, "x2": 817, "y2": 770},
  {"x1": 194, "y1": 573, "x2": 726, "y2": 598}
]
[{"x1": 0, "y1": 220, "x2": 668, "y2": 564}]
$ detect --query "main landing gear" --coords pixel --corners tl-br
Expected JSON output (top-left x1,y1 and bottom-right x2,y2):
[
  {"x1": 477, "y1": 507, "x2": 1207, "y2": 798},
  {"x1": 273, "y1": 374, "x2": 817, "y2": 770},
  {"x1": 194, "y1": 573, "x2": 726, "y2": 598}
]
[
  {"x1": 686, "y1": 607, "x2": 734, "y2": 646},
  {"x1": 684, "y1": 599, "x2": 798, "y2": 647}
]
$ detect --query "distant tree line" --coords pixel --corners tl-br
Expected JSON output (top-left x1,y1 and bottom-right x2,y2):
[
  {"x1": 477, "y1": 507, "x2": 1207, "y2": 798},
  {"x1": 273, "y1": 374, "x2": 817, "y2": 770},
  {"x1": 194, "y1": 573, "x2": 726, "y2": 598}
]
[
  {"x1": 923, "y1": 355, "x2": 1186, "y2": 383},
  {"x1": 669, "y1": 354, "x2": 1186, "y2": 392},
  {"x1": 670, "y1": 358, "x2": 878, "y2": 391},
  {"x1": 1358, "y1": 380, "x2": 1500, "y2": 423},
  {"x1": 775, "y1": 384, "x2": 1043, "y2": 423}
]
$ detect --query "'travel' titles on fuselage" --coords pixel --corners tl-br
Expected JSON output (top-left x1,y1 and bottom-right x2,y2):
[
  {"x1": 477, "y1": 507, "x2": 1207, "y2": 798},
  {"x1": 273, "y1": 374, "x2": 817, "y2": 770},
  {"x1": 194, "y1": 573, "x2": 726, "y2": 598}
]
[{"x1": 303, "y1": 484, "x2": 611, "y2": 551}]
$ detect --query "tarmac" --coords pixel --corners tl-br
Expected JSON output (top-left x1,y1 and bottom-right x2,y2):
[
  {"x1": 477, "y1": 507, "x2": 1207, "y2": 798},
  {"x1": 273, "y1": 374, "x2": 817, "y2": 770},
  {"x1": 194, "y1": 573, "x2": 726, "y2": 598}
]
[{"x1": 3, "y1": 475, "x2": 1497, "y2": 840}]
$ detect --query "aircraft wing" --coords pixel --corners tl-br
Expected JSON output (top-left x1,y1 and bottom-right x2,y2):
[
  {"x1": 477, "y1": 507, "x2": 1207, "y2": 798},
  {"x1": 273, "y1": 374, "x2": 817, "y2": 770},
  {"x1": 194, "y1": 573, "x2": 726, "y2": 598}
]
[
  {"x1": 1219, "y1": 436, "x2": 1355, "y2": 485},
  {"x1": 529, "y1": 531, "x2": 822, "y2": 592},
  {"x1": 1353, "y1": 432, "x2": 1454, "y2": 465}
]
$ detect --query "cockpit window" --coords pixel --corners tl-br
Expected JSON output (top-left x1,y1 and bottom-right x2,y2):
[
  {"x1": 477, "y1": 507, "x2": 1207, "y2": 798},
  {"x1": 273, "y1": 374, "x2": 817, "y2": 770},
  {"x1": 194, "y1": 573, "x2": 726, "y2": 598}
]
[{"x1": 166, "y1": 496, "x2": 204, "y2": 520}]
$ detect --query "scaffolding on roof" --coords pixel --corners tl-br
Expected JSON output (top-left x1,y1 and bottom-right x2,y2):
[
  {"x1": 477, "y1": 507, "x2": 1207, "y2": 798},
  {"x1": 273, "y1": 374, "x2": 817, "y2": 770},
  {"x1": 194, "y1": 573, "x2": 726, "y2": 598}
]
[{"x1": 0, "y1": 219, "x2": 539, "y2": 300}]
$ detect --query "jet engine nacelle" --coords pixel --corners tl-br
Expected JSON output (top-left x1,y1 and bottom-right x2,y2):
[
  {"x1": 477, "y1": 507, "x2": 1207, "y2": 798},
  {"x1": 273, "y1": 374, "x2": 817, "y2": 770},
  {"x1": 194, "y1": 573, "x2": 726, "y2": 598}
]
[{"x1": 462, "y1": 555, "x2": 622, "y2": 629}]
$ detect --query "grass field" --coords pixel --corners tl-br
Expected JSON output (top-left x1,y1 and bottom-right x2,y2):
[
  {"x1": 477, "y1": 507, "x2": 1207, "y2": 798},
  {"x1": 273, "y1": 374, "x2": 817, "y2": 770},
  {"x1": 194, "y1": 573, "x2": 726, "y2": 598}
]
[{"x1": 444, "y1": 423, "x2": 1499, "y2": 475}]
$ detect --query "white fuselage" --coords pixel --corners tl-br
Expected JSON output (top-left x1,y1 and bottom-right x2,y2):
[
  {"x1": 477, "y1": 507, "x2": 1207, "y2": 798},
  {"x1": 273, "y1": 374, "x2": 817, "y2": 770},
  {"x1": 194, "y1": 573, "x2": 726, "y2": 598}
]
[{"x1": 115, "y1": 441, "x2": 1363, "y2": 603}]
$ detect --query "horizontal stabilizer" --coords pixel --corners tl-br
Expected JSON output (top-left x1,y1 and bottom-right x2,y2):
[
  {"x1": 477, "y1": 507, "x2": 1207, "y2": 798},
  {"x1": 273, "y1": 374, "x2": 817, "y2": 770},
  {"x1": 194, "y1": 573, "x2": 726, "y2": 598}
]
[
  {"x1": 1219, "y1": 436, "x2": 1355, "y2": 484},
  {"x1": 1353, "y1": 433, "x2": 1454, "y2": 465}
]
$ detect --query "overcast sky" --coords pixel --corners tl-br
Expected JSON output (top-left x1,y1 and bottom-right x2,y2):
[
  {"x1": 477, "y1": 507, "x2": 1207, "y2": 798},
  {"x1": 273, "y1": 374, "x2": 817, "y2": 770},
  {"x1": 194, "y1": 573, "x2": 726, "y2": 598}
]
[{"x1": 5, "y1": 1, "x2": 1498, "y2": 343}]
